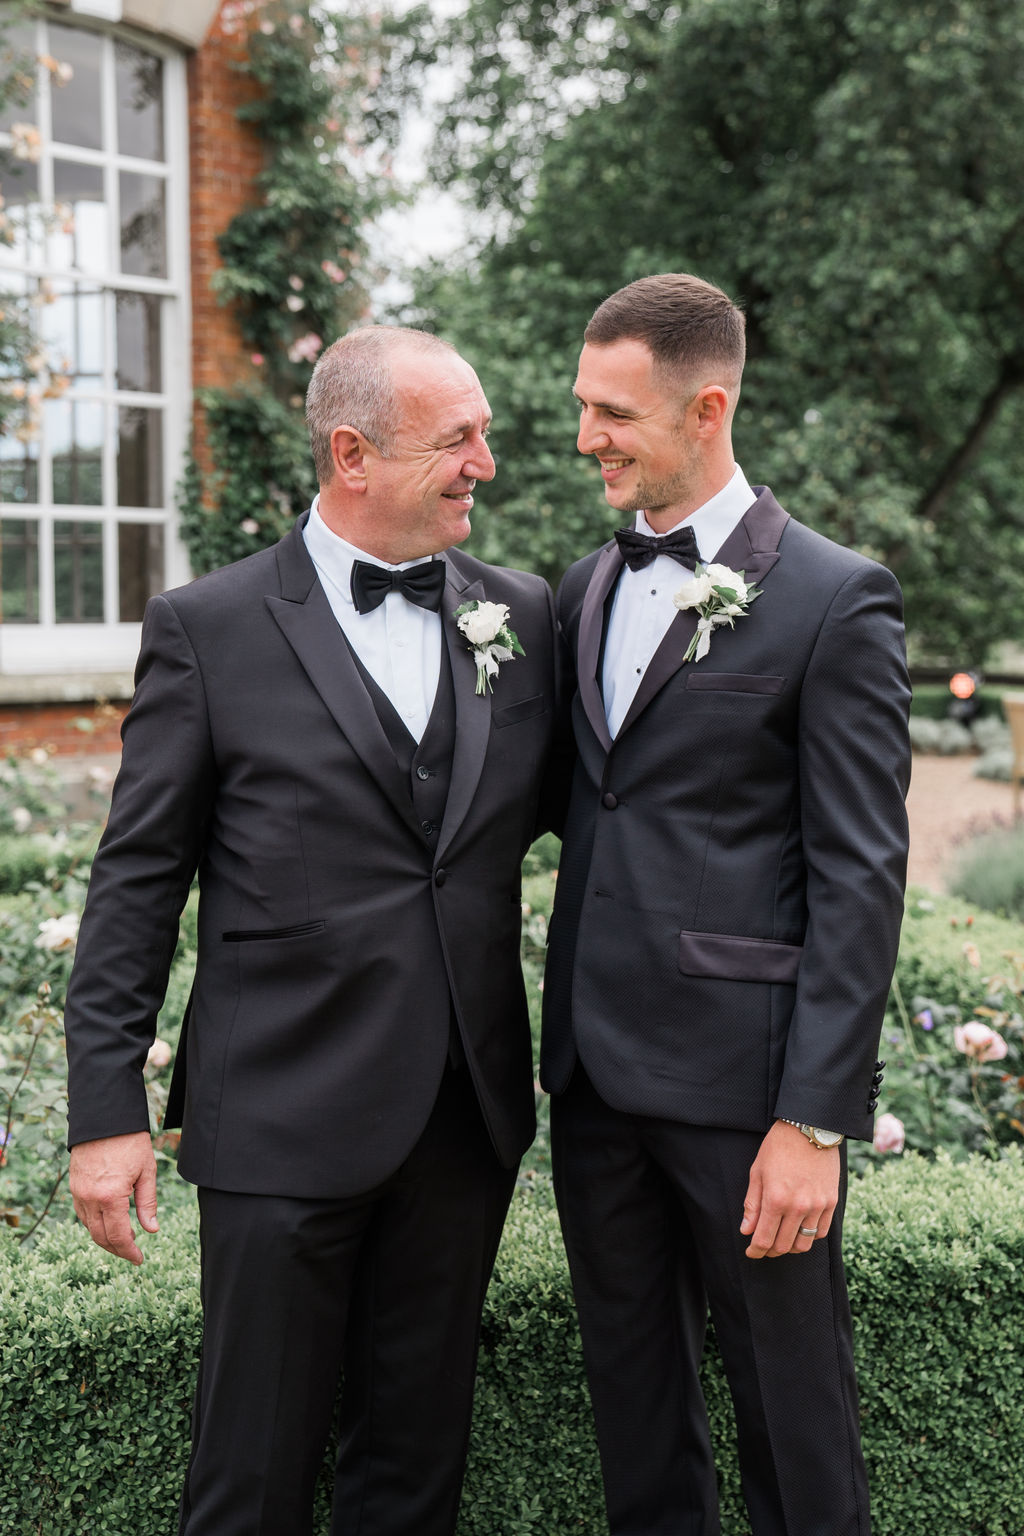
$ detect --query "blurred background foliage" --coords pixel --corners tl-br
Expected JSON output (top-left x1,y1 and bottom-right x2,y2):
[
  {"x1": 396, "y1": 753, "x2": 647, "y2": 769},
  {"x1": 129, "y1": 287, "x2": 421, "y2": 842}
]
[{"x1": 377, "y1": 0, "x2": 1024, "y2": 664}]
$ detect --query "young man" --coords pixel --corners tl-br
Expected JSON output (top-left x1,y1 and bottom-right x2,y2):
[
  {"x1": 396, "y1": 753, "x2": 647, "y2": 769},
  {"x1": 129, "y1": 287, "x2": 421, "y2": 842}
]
[{"x1": 543, "y1": 274, "x2": 910, "y2": 1535}]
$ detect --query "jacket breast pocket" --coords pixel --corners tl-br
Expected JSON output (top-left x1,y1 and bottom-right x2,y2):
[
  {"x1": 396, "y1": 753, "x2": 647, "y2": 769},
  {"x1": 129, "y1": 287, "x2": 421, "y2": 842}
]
[
  {"x1": 222, "y1": 920, "x2": 326, "y2": 943},
  {"x1": 684, "y1": 673, "x2": 785, "y2": 694},
  {"x1": 492, "y1": 693, "x2": 546, "y2": 728},
  {"x1": 678, "y1": 929, "x2": 802, "y2": 984}
]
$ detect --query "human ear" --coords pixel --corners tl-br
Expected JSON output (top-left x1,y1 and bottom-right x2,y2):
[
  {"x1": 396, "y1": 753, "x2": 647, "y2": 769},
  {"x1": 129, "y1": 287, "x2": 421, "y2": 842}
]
[
  {"x1": 692, "y1": 386, "x2": 730, "y2": 438},
  {"x1": 330, "y1": 426, "x2": 370, "y2": 490}
]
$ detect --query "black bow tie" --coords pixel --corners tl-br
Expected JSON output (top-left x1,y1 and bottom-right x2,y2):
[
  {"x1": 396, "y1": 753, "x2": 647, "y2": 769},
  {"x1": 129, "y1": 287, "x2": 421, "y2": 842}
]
[
  {"x1": 351, "y1": 558, "x2": 446, "y2": 615},
  {"x1": 614, "y1": 525, "x2": 701, "y2": 573}
]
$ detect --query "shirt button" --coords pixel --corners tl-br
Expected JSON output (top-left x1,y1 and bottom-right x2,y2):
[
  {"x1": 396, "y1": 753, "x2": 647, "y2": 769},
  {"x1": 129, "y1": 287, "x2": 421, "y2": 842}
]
[{"x1": 416, "y1": 765, "x2": 431, "y2": 780}]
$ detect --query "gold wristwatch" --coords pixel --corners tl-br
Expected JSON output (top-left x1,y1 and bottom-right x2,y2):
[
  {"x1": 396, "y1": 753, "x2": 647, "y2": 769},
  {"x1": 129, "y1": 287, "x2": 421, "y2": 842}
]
[{"x1": 780, "y1": 1119, "x2": 844, "y2": 1149}]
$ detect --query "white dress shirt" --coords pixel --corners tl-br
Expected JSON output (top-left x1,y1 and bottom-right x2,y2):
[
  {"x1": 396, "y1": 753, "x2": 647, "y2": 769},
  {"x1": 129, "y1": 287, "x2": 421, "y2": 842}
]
[
  {"x1": 303, "y1": 498, "x2": 442, "y2": 743},
  {"x1": 602, "y1": 465, "x2": 757, "y2": 738}
]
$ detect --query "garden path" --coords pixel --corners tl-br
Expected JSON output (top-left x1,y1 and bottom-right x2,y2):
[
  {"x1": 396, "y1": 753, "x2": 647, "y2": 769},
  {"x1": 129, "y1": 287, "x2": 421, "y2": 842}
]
[{"x1": 906, "y1": 753, "x2": 1014, "y2": 893}]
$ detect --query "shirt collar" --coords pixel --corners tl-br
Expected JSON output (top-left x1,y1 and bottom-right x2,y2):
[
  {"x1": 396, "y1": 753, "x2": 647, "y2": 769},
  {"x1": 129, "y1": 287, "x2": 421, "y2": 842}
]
[
  {"x1": 303, "y1": 496, "x2": 440, "y2": 608},
  {"x1": 636, "y1": 464, "x2": 756, "y2": 559}
]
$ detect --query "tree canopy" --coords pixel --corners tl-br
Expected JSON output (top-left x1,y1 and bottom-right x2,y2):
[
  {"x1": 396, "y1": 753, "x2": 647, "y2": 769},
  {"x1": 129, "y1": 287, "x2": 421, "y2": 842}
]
[{"x1": 394, "y1": 0, "x2": 1024, "y2": 663}]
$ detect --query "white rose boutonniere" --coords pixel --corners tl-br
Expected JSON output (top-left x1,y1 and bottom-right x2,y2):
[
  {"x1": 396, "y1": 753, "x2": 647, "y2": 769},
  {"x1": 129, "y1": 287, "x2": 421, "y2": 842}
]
[
  {"x1": 673, "y1": 562, "x2": 762, "y2": 663},
  {"x1": 455, "y1": 599, "x2": 525, "y2": 694}
]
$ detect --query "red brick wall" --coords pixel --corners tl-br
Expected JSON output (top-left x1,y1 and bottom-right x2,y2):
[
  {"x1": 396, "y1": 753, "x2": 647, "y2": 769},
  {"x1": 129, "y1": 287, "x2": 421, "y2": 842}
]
[
  {"x1": 188, "y1": 5, "x2": 267, "y2": 482},
  {"x1": 0, "y1": 701, "x2": 129, "y2": 757}
]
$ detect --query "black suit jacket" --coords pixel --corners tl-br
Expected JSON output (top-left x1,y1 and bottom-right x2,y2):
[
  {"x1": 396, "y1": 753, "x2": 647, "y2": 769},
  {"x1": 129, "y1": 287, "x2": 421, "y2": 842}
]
[
  {"x1": 65, "y1": 517, "x2": 559, "y2": 1196},
  {"x1": 542, "y1": 488, "x2": 911, "y2": 1141}
]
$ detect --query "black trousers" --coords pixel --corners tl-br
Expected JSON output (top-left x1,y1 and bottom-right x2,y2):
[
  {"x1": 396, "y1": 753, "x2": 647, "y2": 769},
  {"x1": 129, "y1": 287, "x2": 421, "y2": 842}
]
[
  {"x1": 552, "y1": 1067, "x2": 870, "y2": 1536},
  {"x1": 178, "y1": 1064, "x2": 517, "y2": 1536}
]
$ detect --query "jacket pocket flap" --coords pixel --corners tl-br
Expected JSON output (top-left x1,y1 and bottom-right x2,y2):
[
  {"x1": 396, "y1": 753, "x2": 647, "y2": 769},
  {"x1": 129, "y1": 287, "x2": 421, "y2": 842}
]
[
  {"x1": 678, "y1": 929, "x2": 802, "y2": 983},
  {"x1": 492, "y1": 693, "x2": 546, "y2": 728},
  {"x1": 684, "y1": 673, "x2": 785, "y2": 694}
]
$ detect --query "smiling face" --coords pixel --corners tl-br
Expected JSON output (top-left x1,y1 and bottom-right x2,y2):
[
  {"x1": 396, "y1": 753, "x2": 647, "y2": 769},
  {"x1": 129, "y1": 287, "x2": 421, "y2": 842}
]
[
  {"x1": 366, "y1": 349, "x2": 495, "y2": 561},
  {"x1": 321, "y1": 344, "x2": 496, "y2": 563},
  {"x1": 574, "y1": 338, "x2": 724, "y2": 531}
]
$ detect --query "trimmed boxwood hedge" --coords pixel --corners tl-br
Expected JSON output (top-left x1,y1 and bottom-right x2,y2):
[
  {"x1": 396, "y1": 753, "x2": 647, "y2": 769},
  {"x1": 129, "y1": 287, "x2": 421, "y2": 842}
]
[{"x1": 3, "y1": 1153, "x2": 1024, "y2": 1535}]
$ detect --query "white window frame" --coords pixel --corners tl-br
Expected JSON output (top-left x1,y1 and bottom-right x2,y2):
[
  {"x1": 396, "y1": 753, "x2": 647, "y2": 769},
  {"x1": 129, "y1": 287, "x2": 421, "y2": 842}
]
[{"x1": 0, "y1": 14, "x2": 191, "y2": 677}]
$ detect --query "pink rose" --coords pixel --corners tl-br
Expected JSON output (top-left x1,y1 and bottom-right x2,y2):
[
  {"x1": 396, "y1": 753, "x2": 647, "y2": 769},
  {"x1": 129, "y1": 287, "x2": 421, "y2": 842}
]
[
  {"x1": 873, "y1": 1113, "x2": 905, "y2": 1155},
  {"x1": 953, "y1": 1021, "x2": 1008, "y2": 1062},
  {"x1": 146, "y1": 1039, "x2": 172, "y2": 1071}
]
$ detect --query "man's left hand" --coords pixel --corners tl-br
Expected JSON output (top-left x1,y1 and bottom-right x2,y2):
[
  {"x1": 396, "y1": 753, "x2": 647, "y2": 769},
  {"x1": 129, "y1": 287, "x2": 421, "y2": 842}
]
[{"x1": 740, "y1": 1120, "x2": 840, "y2": 1259}]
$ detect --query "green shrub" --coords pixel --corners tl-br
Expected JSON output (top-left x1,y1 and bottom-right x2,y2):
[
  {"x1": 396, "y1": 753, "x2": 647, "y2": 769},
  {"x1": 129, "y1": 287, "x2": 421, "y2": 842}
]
[
  {"x1": 947, "y1": 824, "x2": 1024, "y2": 921},
  {"x1": 863, "y1": 893, "x2": 1024, "y2": 1166},
  {"x1": 4, "y1": 1157, "x2": 1024, "y2": 1535},
  {"x1": 908, "y1": 683, "x2": 1003, "y2": 722},
  {"x1": 0, "y1": 832, "x2": 99, "y2": 895}
]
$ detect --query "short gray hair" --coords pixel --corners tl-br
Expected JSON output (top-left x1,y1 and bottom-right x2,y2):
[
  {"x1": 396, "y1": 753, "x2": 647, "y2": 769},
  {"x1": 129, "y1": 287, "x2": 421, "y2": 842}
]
[{"x1": 305, "y1": 326, "x2": 458, "y2": 483}]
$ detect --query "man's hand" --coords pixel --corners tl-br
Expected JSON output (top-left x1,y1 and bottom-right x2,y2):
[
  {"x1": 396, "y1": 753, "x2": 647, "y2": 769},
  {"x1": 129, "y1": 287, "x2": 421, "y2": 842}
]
[
  {"x1": 69, "y1": 1131, "x2": 159, "y2": 1266},
  {"x1": 739, "y1": 1120, "x2": 839, "y2": 1260}
]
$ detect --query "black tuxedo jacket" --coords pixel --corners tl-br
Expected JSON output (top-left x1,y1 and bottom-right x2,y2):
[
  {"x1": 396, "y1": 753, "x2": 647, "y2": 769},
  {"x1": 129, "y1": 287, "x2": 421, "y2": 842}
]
[
  {"x1": 542, "y1": 488, "x2": 911, "y2": 1141},
  {"x1": 65, "y1": 517, "x2": 559, "y2": 1197}
]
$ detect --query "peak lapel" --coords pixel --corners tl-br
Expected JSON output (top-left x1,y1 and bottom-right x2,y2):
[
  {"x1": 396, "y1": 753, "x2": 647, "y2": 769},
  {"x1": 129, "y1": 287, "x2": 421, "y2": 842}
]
[
  {"x1": 616, "y1": 487, "x2": 790, "y2": 740},
  {"x1": 436, "y1": 561, "x2": 491, "y2": 859},
  {"x1": 576, "y1": 544, "x2": 620, "y2": 755},
  {"x1": 266, "y1": 522, "x2": 424, "y2": 840}
]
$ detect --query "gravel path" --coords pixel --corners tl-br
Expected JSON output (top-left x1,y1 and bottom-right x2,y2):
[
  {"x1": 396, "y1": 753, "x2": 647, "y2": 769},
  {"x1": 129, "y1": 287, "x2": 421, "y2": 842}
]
[{"x1": 906, "y1": 753, "x2": 1015, "y2": 892}]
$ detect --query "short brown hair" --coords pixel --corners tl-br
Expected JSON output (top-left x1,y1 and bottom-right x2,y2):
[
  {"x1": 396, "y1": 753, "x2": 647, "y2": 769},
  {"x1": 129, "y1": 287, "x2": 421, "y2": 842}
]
[
  {"x1": 305, "y1": 325, "x2": 457, "y2": 483},
  {"x1": 584, "y1": 273, "x2": 746, "y2": 395}
]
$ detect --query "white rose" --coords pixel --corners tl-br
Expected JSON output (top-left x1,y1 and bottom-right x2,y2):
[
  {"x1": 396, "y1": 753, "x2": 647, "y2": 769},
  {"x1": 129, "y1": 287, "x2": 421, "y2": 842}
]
[
  {"x1": 458, "y1": 602, "x2": 509, "y2": 645},
  {"x1": 35, "y1": 913, "x2": 79, "y2": 953},
  {"x1": 704, "y1": 564, "x2": 748, "y2": 601},
  {"x1": 673, "y1": 572, "x2": 714, "y2": 610},
  {"x1": 11, "y1": 806, "x2": 32, "y2": 834}
]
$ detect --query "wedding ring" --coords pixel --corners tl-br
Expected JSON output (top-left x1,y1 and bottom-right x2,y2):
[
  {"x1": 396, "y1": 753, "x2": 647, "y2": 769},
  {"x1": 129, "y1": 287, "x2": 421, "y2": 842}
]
[{"x1": 798, "y1": 1226, "x2": 818, "y2": 1237}]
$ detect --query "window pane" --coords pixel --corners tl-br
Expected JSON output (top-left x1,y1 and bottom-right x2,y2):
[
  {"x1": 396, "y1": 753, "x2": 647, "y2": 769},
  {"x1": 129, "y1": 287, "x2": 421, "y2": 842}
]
[
  {"x1": 119, "y1": 171, "x2": 166, "y2": 278},
  {"x1": 115, "y1": 41, "x2": 164, "y2": 162},
  {"x1": 49, "y1": 398, "x2": 104, "y2": 505},
  {"x1": 0, "y1": 427, "x2": 39, "y2": 503},
  {"x1": 118, "y1": 521, "x2": 163, "y2": 620},
  {"x1": 42, "y1": 282, "x2": 104, "y2": 388},
  {"x1": 0, "y1": 517, "x2": 40, "y2": 622},
  {"x1": 0, "y1": 25, "x2": 37, "y2": 133},
  {"x1": 49, "y1": 25, "x2": 102, "y2": 151},
  {"x1": 115, "y1": 291, "x2": 161, "y2": 392},
  {"x1": 54, "y1": 518, "x2": 103, "y2": 621},
  {"x1": 0, "y1": 160, "x2": 43, "y2": 268},
  {"x1": 52, "y1": 160, "x2": 107, "y2": 274},
  {"x1": 117, "y1": 405, "x2": 162, "y2": 506}
]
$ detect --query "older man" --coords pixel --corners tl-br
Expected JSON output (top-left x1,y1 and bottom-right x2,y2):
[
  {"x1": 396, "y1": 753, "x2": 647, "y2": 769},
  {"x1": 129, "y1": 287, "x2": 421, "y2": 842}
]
[{"x1": 66, "y1": 326, "x2": 560, "y2": 1535}]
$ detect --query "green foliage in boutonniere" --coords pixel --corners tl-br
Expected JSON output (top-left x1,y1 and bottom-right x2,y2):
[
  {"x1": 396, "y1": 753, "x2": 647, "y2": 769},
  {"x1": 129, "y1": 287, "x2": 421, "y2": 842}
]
[
  {"x1": 455, "y1": 599, "x2": 525, "y2": 694},
  {"x1": 673, "y1": 562, "x2": 762, "y2": 663}
]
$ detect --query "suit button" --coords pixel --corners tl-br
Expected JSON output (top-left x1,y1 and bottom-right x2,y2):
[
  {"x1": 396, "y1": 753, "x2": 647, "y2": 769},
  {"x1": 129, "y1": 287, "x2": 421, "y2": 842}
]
[
  {"x1": 434, "y1": 868, "x2": 448, "y2": 887},
  {"x1": 421, "y1": 820, "x2": 435, "y2": 835},
  {"x1": 602, "y1": 792, "x2": 618, "y2": 809},
  {"x1": 416, "y1": 766, "x2": 431, "y2": 780}
]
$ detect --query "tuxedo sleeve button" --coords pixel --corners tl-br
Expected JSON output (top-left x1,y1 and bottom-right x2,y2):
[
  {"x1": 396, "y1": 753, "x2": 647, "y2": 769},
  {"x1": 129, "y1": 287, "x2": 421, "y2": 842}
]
[{"x1": 602, "y1": 792, "x2": 618, "y2": 809}]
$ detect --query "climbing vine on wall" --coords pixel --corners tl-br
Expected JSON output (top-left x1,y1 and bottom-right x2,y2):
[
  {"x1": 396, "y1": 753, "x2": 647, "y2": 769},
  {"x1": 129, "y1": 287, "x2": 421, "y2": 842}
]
[{"x1": 178, "y1": 0, "x2": 397, "y2": 575}]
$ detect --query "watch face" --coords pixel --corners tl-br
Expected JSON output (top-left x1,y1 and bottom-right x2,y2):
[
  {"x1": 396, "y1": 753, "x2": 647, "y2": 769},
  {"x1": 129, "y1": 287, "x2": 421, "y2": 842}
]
[{"x1": 811, "y1": 1127, "x2": 844, "y2": 1148}]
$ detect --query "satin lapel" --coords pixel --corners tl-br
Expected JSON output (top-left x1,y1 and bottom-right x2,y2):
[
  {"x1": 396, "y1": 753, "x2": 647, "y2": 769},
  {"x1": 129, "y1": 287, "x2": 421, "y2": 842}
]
[
  {"x1": 436, "y1": 564, "x2": 490, "y2": 860},
  {"x1": 616, "y1": 488, "x2": 790, "y2": 740},
  {"x1": 576, "y1": 544, "x2": 621, "y2": 755},
  {"x1": 266, "y1": 524, "x2": 424, "y2": 840}
]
